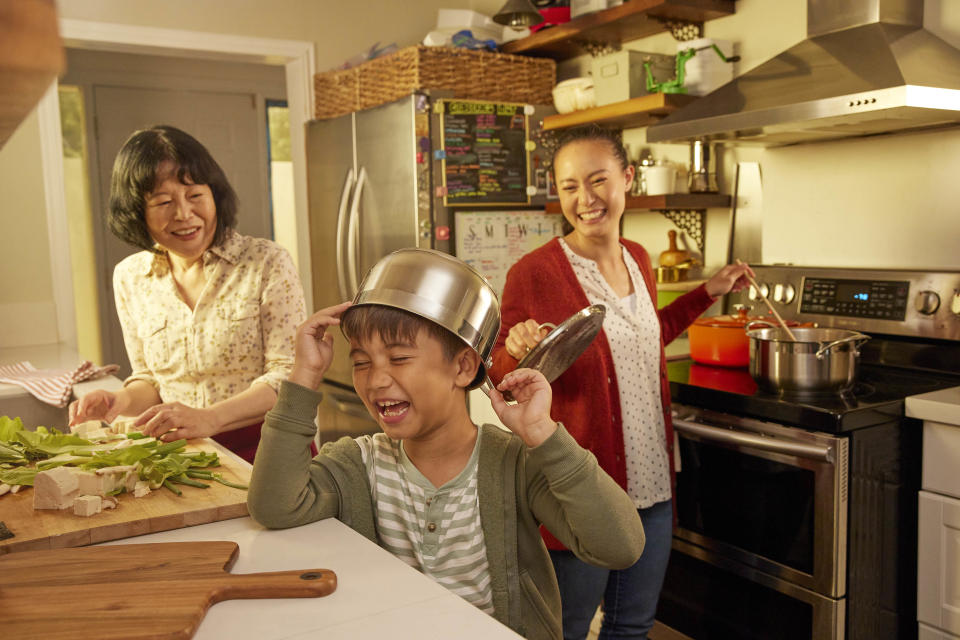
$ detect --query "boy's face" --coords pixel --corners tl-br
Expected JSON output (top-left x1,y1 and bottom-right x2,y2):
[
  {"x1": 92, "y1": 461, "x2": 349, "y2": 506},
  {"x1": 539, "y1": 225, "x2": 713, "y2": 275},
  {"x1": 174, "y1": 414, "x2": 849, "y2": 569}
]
[{"x1": 349, "y1": 328, "x2": 473, "y2": 441}]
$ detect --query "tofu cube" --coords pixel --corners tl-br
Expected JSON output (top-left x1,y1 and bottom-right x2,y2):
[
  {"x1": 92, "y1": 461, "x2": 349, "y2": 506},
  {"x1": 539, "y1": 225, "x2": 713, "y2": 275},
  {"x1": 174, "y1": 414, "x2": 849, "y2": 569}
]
[
  {"x1": 73, "y1": 495, "x2": 102, "y2": 516},
  {"x1": 133, "y1": 481, "x2": 151, "y2": 498},
  {"x1": 33, "y1": 467, "x2": 81, "y2": 510},
  {"x1": 77, "y1": 471, "x2": 117, "y2": 496},
  {"x1": 102, "y1": 496, "x2": 118, "y2": 509},
  {"x1": 111, "y1": 418, "x2": 137, "y2": 434},
  {"x1": 70, "y1": 420, "x2": 103, "y2": 436},
  {"x1": 122, "y1": 469, "x2": 137, "y2": 493}
]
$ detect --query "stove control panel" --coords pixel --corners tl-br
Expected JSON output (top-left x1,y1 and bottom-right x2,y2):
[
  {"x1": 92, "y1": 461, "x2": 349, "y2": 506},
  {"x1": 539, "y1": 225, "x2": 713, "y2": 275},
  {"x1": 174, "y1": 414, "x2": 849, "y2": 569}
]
[
  {"x1": 728, "y1": 266, "x2": 960, "y2": 341},
  {"x1": 799, "y1": 277, "x2": 909, "y2": 320}
]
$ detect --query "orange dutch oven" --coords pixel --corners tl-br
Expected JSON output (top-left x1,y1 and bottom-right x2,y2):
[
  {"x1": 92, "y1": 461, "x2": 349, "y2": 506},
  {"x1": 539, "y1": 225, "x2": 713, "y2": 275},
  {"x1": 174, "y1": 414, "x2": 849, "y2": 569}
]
[{"x1": 688, "y1": 306, "x2": 804, "y2": 367}]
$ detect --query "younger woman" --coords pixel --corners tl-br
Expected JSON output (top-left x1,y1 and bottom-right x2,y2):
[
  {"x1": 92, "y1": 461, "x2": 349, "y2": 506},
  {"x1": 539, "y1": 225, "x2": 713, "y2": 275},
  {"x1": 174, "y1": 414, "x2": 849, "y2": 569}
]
[{"x1": 489, "y1": 124, "x2": 752, "y2": 639}]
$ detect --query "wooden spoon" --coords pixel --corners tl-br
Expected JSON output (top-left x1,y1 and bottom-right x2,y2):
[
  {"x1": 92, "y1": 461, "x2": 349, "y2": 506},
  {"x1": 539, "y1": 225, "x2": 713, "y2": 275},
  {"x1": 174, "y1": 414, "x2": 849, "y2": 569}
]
[{"x1": 736, "y1": 259, "x2": 799, "y2": 342}]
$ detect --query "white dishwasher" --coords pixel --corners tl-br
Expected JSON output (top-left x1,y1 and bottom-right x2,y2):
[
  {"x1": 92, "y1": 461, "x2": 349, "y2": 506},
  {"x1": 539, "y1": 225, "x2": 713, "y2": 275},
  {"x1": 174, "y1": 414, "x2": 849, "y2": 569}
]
[{"x1": 907, "y1": 387, "x2": 960, "y2": 640}]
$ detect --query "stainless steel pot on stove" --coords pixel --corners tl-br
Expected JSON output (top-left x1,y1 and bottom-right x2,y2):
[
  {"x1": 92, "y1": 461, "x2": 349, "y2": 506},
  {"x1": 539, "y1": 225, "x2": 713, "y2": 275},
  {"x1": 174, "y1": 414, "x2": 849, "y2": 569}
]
[{"x1": 745, "y1": 325, "x2": 870, "y2": 395}]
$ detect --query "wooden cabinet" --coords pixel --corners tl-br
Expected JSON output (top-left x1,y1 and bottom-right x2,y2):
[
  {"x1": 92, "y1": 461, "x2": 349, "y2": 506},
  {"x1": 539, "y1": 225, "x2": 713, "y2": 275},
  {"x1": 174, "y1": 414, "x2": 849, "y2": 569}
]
[
  {"x1": 501, "y1": 0, "x2": 736, "y2": 60},
  {"x1": 0, "y1": 0, "x2": 64, "y2": 149}
]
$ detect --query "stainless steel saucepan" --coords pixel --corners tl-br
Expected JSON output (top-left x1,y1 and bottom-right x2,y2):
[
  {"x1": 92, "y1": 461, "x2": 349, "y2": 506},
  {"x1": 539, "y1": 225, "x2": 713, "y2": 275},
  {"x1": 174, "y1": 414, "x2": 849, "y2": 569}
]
[{"x1": 745, "y1": 326, "x2": 870, "y2": 395}]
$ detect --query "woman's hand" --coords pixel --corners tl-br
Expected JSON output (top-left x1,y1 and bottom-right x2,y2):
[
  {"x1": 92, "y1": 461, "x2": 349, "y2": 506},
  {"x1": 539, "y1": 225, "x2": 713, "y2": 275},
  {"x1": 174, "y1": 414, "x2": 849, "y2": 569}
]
[
  {"x1": 288, "y1": 301, "x2": 352, "y2": 390},
  {"x1": 488, "y1": 368, "x2": 557, "y2": 447},
  {"x1": 704, "y1": 262, "x2": 756, "y2": 298},
  {"x1": 134, "y1": 402, "x2": 219, "y2": 442},
  {"x1": 69, "y1": 390, "x2": 131, "y2": 426},
  {"x1": 505, "y1": 319, "x2": 549, "y2": 360}
]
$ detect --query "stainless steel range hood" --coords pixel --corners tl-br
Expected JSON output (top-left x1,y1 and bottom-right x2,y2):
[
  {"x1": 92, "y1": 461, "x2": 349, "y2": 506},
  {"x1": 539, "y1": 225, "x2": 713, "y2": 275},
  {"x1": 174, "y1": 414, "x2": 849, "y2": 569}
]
[{"x1": 646, "y1": 0, "x2": 960, "y2": 146}]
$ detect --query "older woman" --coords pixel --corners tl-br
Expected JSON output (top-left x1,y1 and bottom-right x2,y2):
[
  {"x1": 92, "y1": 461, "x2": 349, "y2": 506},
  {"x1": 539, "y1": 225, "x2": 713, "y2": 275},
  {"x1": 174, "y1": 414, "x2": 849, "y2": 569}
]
[{"x1": 69, "y1": 125, "x2": 306, "y2": 462}]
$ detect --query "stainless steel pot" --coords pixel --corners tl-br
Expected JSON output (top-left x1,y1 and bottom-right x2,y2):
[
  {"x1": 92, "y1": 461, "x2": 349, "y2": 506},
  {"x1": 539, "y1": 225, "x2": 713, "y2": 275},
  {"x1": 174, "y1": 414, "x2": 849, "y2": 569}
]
[
  {"x1": 347, "y1": 248, "x2": 500, "y2": 389},
  {"x1": 745, "y1": 326, "x2": 870, "y2": 395}
]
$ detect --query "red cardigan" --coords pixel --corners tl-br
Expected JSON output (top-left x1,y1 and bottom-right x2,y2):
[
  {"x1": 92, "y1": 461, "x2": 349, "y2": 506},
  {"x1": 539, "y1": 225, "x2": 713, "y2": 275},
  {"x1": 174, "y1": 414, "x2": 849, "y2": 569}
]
[{"x1": 489, "y1": 237, "x2": 714, "y2": 549}]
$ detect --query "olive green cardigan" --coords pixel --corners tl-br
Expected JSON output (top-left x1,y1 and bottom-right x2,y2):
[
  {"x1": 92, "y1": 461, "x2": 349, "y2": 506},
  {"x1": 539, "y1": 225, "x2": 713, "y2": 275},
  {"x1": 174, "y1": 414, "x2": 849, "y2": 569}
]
[{"x1": 248, "y1": 381, "x2": 645, "y2": 639}]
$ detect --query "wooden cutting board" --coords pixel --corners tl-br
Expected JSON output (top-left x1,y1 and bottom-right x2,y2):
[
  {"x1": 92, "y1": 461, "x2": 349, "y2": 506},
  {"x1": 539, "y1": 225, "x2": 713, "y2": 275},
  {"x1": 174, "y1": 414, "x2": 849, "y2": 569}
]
[
  {"x1": 0, "y1": 540, "x2": 337, "y2": 639},
  {"x1": 0, "y1": 440, "x2": 250, "y2": 555}
]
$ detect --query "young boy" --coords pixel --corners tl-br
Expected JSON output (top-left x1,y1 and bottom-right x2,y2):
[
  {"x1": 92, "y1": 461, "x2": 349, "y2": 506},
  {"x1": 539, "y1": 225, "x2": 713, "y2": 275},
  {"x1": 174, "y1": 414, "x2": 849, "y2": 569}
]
[{"x1": 248, "y1": 284, "x2": 644, "y2": 639}]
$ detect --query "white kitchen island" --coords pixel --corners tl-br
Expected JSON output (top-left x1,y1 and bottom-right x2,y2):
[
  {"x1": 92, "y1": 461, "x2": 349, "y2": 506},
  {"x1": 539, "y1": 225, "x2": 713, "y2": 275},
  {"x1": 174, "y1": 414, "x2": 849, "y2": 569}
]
[
  {"x1": 906, "y1": 386, "x2": 960, "y2": 640},
  {"x1": 102, "y1": 514, "x2": 522, "y2": 640}
]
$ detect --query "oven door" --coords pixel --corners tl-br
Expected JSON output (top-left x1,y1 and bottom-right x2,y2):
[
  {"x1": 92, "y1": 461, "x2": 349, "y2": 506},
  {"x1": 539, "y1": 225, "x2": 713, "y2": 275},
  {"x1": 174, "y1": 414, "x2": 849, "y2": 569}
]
[{"x1": 671, "y1": 405, "x2": 849, "y2": 598}]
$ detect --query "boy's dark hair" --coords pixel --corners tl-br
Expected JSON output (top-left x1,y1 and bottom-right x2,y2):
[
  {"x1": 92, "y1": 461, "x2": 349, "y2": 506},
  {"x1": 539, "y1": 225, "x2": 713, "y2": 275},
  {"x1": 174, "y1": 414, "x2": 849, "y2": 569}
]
[
  {"x1": 107, "y1": 125, "x2": 238, "y2": 252},
  {"x1": 550, "y1": 124, "x2": 629, "y2": 235},
  {"x1": 341, "y1": 305, "x2": 477, "y2": 383}
]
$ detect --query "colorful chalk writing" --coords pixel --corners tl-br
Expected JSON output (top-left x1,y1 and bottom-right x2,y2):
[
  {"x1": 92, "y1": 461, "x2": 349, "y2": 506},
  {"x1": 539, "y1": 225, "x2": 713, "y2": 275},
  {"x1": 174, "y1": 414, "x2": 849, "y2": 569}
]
[{"x1": 441, "y1": 100, "x2": 529, "y2": 205}]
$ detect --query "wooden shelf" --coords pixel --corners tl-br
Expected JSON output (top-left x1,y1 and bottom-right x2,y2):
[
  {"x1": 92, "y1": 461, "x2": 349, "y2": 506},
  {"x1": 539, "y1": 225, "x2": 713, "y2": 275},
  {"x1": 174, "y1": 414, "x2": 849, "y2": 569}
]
[
  {"x1": 544, "y1": 193, "x2": 730, "y2": 213},
  {"x1": 542, "y1": 93, "x2": 696, "y2": 131},
  {"x1": 501, "y1": 0, "x2": 736, "y2": 60}
]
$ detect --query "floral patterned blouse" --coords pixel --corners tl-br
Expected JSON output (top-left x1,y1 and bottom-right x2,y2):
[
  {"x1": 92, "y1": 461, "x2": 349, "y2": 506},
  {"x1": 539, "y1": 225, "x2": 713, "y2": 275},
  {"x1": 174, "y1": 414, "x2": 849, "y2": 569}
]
[{"x1": 113, "y1": 230, "x2": 307, "y2": 408}]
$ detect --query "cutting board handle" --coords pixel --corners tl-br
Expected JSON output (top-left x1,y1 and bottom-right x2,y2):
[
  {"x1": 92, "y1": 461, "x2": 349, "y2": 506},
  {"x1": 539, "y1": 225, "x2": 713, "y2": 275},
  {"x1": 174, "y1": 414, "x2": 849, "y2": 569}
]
[{"x1": 205, "y1": 569, "x2": 338, "y2": 602}]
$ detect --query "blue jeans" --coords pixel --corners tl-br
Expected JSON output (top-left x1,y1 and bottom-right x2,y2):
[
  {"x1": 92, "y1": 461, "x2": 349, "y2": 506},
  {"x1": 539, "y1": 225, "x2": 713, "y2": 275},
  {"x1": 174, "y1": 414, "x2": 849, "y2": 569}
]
[{"x1": 549, "y1": 500, "x2": 673, "y2": 640}]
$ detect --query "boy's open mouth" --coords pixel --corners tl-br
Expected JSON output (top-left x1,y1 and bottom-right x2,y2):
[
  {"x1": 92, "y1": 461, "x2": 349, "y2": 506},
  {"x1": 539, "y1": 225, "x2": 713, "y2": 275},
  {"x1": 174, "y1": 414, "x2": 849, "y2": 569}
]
[{"x1": 377, "y1": 400, "x2": 410, "y2": 419}]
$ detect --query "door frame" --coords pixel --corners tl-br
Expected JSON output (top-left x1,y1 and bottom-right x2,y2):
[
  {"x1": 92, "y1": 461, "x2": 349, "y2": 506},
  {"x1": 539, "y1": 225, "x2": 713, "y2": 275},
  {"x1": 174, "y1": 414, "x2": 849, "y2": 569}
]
[{"x1": 36, "y1": 19, "x2": 316, "y2": 349}]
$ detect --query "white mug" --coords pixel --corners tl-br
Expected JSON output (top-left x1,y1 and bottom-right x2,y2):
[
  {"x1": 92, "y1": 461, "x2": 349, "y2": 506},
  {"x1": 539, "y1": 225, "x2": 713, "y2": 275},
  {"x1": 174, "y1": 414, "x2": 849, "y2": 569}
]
[{"x1": 645, "y1": 165, "x2": 676, "y2": 195}]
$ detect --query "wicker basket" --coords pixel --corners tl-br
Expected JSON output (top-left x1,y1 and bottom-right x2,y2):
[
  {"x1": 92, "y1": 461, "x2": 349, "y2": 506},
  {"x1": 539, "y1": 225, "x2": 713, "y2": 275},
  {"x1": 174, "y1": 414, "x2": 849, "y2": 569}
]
[{"x1": 315, "y1": 46, "x2": 556, "y2": 119}]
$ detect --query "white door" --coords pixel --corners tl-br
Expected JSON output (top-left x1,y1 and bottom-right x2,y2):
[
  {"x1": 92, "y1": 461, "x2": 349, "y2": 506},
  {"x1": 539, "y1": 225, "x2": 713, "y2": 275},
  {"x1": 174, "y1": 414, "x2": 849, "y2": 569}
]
[{"x1": 91, "y1": 86, "x2": 271, "y2": 376}]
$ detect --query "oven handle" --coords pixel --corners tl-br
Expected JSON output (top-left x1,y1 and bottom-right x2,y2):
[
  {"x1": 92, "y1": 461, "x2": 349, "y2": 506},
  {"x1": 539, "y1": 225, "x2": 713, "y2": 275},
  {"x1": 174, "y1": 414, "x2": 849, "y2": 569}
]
[{"x1": 673, "y1": 418, "x2": 835, "y2": 463}]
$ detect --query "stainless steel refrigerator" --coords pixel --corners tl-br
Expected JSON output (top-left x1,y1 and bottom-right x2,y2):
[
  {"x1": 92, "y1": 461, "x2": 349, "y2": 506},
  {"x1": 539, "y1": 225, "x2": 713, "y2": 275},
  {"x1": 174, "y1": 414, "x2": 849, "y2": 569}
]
[{"x1": 305, "y1": 92, "x2": 554, "y2": 442}]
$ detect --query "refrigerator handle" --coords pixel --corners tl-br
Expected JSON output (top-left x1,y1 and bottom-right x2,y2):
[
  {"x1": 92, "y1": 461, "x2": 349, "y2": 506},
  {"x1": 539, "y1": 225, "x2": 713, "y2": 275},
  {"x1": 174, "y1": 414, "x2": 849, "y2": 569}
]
[
  {"x1": 335, "y1": 168, "x2": 356, "y2": 301},
  {"x1": 346, "y1": 165, "x2": 367, "y2": 297}
]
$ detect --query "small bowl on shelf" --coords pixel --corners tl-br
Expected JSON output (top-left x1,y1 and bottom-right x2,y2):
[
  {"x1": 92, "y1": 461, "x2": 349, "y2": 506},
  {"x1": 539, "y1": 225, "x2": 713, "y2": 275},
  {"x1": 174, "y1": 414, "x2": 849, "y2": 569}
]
[{"x1": 552, "y1": 77, "x2": 596, "y2": 114}]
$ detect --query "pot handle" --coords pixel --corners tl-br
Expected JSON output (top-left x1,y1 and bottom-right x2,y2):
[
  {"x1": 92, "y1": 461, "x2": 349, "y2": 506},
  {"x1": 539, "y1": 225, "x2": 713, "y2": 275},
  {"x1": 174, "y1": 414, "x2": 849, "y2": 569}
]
[
  {"x1": 744, "y1": 320, "x2": 776, "y2": 332},
  {"x1": 815, "y1": 333, "x2": 870, "y2": 360}
]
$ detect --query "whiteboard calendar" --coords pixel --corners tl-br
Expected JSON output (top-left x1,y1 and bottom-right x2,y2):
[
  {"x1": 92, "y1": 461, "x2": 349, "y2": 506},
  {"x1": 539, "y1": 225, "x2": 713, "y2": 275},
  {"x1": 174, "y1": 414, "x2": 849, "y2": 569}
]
[{"x1": 454, "y1": 211, "x2": 564, "y2": 297}]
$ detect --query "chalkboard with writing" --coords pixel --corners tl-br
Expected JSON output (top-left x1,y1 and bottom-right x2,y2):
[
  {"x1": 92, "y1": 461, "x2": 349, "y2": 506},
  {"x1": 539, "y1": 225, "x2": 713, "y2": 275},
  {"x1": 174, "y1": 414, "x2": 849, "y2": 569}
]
[{"x1": 440, "y1": 100, "x2": 530, "y2": 206}]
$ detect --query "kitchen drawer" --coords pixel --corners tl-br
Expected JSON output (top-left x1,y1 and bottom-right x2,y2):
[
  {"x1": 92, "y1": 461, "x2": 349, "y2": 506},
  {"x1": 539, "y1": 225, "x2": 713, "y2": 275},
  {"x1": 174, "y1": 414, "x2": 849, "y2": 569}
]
[
  {"x1": 918, "y1": 491, "x2": 960, "y2": 636},
  {"x1": 923, "y1": 422, "x2": 960, "y2": 498},
  {"x1": 920, "y1": 623, "x2": 960, "y2": 640}
]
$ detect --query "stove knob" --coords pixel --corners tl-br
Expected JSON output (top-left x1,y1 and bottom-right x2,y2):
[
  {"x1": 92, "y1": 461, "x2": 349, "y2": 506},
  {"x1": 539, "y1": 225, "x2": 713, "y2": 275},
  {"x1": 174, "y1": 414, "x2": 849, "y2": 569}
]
[
  {"x1": 951, "y1": 291, "x2": 960, "y2": 316},
  {"x1": 914, "y1": 290, "x2": 941, "y2": 315},
  {"x1": 773, "y1": 283, "x2": 796, "y2": 305},
  {"x1": 749, "y1": 282, "x2": 769, "y2": 301}
]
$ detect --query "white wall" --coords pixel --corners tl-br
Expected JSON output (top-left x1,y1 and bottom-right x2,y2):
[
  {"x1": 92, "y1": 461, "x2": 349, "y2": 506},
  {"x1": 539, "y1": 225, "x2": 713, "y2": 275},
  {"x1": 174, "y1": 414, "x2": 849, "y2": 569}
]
[{"x1": 0, "y1": 110, "x2": 58, "y2": 347}]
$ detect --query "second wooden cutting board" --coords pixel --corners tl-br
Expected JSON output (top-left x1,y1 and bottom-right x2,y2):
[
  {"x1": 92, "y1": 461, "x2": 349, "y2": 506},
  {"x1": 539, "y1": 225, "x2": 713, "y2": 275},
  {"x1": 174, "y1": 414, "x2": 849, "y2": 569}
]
[
  {"x1": 1, "y1": 540, "x2": 337, "y2": 639},
  {"x1": 0, "y1": 440, "x2": 250, "y2": 555}
]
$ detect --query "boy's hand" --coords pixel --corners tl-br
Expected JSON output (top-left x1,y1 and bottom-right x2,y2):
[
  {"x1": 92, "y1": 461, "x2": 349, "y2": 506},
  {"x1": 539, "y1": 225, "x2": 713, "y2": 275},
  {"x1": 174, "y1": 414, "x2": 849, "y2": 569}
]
[
  {"x1": 288, "y1": 302, "x2": 352, "y2": 390},
  {"x1": 489, "y1": 368, "x2": 557, "y2": 447}
]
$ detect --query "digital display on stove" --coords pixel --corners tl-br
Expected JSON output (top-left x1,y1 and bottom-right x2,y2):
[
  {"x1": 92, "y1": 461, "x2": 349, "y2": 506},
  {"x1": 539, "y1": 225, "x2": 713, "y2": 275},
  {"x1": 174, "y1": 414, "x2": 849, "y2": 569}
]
[{"x1": 800, "y1": 277, "x2": 909, "y2": 320}]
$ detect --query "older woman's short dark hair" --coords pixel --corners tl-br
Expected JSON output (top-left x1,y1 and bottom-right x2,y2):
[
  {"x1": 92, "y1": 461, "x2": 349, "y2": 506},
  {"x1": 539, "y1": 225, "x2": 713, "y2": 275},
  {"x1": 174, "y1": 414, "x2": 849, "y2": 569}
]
[{"x1": 107, "y1": 125, "x2": 238, "y2": 252}]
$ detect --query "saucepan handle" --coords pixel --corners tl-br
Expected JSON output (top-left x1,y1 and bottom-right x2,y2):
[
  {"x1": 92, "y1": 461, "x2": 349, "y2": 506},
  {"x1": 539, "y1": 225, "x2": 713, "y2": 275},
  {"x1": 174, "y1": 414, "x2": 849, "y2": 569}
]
[
  {"x1": 815, "y1": 333, "x2": 870, "y2": 360},
  {"x1": 538, "y1": 322, "x2": 557, "y2": 332}
]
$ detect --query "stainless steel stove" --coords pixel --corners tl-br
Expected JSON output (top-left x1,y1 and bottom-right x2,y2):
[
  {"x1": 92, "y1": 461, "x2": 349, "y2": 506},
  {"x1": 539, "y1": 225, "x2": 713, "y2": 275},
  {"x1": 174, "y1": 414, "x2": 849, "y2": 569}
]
[{"x1": 657, "y1": 266, "x2": 960, "y2": 640}]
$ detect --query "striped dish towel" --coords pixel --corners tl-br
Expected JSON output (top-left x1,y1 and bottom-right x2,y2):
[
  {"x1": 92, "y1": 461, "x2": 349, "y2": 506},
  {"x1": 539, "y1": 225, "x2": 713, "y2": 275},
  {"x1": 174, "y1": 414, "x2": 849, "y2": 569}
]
[{"x1": 0, "y1": 361, "x2": 120, "y2": 408}]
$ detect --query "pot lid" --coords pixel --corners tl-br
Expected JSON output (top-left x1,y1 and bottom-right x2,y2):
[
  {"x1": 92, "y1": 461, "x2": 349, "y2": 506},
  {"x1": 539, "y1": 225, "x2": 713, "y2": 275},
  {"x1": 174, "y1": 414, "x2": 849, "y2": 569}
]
[
  {"x1": 517, "y1": 304, "x2": 606, "y2": 383},
  {"x1": 693, "y1": 305, "x2": 796, "y2": 329}
]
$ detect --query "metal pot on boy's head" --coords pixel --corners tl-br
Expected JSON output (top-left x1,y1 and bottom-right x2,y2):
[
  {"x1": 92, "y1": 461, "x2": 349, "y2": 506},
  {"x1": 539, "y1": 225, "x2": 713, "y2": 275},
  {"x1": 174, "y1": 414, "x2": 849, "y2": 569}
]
[{"x1": 346, "y1": 248, "x2": 501, "y2": 389}]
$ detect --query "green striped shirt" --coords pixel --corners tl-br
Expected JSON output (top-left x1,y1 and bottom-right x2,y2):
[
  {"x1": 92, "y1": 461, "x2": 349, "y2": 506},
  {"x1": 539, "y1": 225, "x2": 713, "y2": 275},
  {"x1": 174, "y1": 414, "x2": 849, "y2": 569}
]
[{"x1": 356, "y1": 428, "x2": 494, "y2": 614}]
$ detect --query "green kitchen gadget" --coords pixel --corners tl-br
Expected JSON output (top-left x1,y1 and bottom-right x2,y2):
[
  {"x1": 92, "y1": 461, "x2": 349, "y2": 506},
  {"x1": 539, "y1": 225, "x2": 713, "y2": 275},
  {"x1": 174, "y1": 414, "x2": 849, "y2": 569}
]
[{"x1": 644, "y1": 44, "x2": 740, "y2": 95}]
